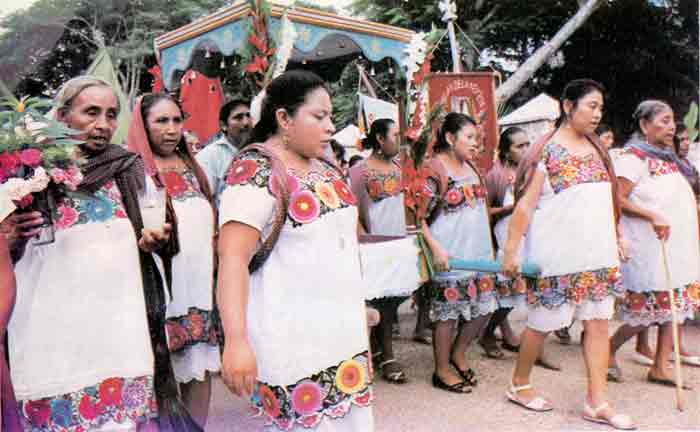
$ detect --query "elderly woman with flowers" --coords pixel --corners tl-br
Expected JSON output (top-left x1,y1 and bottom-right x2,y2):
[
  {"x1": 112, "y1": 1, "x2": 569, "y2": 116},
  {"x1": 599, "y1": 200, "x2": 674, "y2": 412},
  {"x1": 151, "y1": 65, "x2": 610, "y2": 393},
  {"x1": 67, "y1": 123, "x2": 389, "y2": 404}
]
[
  {"x1": 7, "y1": 76, "x2": 176, "y2": 431},
  {"x1": 217, "y1": 71, "x2": 374, "y2": 431}
]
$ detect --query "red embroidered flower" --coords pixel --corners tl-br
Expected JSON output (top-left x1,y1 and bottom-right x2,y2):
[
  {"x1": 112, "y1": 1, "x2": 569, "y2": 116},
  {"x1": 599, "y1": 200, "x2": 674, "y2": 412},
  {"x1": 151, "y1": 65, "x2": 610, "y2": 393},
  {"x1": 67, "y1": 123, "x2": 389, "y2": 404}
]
[
  {"x1": 78, "y1": 395, "x2": 98, "y2": 421},
  {"x1": 289, "y1": 190, "x2": 320, "y2": 224},
  {"x1": 629, "y1": 147, "x2": 647, "y2": 160},
  {"x1": 444, "y1": 286, "x2": 460, "y2": 304},
  {"x1": 627, "y1": 293, "x2": 646, "y2": 312},
  {"x1": 656, "y1": 292, "x2": 671, "y2": 310},
  {"x1": 226, "y1": 159, "x2": 258, "y2": 185},
  {"x1": 333, "y1": 180, "x2": 356, "y2": 205},
  {"x1": 478, "y1": 277, "x2": 494, "y2": 293},
  {"x1": 20, "y1": 148, "x2": 42, "y2": 168},
  {"x1": 189, "y1": 312, "x2": 205, "y2": 341},
  {"x1": 291, "y1": 381, "x2": 323, "y2": 416},
  {"x1": 55, "y1": 204, "x2": 79, "y2": 230},
  {"x1": 467, "y1": 281, "x2": 477, "y2": 299},
  {"x1": 166, "y1": 321, "x2": 189, "y2": 352},
  {"x1": 24, "y1": 400, "x2": 51, "y2": 426},
  {"x1": 258, "y1": 385, "x2": 280, "y2": 418},
  {"x1": 367, "y1": 179, "x2": 383, "y2": 198},
  {"x1": 0, "y1": 151, "x2": 21, "y2": 176},
  {"x1": 354, "y1": 389, "x2": 372, "y2": 407},
  {"x1": 15, "y1": 194, "x2": 33, "y2": 208},
  {"x1": 162, "y1": 171, "x2": 187, "y2": 197},
  {"x1": 445, "y1": 188, "x2": 463, "y2": 206},
  {"x1": 99, "y1": 378, "x2": 124, "y2": 406}
]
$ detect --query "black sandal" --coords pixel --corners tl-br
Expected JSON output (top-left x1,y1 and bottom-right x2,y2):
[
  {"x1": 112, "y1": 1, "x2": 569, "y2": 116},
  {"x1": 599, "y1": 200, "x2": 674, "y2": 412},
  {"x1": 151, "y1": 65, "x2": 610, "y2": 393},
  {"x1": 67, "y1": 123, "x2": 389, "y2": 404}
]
[
  {"x1": 432, "y1": 373, "x2": 471, "y2": 393},
  {"x1": 380, "y1": 358, "x2": 408, "y2": 384},
  {"x1": 501, "y1": 341, "x2": 520, "y2": 353},
  {"x1": 450, "y1": 360, "x2": 478, "y2": 386},
  {"x1": 479, "y1": 339, "x2": 505, "y2": 359}
]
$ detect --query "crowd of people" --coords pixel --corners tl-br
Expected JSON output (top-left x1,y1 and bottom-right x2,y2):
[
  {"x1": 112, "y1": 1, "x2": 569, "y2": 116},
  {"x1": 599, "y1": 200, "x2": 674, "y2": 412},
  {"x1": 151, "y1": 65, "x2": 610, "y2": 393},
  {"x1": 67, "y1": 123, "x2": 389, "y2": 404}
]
[{"x1": 1, "y1": 69, "x2": 699, "y2": 432}]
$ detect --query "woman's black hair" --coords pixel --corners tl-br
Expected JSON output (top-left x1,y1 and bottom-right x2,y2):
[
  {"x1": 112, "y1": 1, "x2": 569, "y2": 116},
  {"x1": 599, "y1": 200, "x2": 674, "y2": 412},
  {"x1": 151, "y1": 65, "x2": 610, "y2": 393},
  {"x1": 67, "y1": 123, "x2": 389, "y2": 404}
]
[
  {"x1": 498, "y1": 126, "x2": 526, "y2": 164},
  {"x1": 349, "y1": 154, "x2": 364, "y2": 168},
  {"x1": 595, "y1": 123, "x2": 613, "y2": 136},
  {"x1": 556, "y1": 79, "x2": 606, "y2": 127},
  {"x1": 674, "y1": 121, "x2": 688, "y2": 154},
  {"x1": 361, "y1": 118, "x2": 395, "y2": 151},
  {"x1": 434, "y1": 112, "x2": 477, "y2": 153},
  {"x1": 141, "y1": 92, "x2": 188, "y2": 153},
  {"x1": 219, "y1": 98, "x2": 250, "y2": 125},
  {"x1": 631, "y1": 99, "x2": 672, "y2": 136},
  {"x1": 248, "y1": 70, "x2": 329, "y2": 145}
]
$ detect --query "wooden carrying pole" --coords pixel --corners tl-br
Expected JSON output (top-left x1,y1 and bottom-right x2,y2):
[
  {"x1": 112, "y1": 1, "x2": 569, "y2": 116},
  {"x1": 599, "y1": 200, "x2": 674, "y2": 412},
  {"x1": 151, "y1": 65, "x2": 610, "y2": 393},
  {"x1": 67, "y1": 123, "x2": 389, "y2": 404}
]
[{"x1": 660, "y1": 240, "x2": 685, "y2": 411}]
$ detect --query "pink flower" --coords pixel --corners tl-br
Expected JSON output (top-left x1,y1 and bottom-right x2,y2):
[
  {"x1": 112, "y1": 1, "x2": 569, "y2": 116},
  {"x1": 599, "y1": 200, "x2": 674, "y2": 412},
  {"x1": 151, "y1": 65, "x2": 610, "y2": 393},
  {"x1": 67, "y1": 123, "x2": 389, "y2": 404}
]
[
  {"x1": 64, "y1": 166, "x2": 83, "y2": 190},
  {"x1": 444, "y1": 286, "x2": 460, "y2": 304},
  {"x1": 0, "y1": 151, "x2": 20, "y2": 176},
  {"x1": 289, "y1": 190, "x2": 320, "y2": 224},
  {"x1": 20, "y1": 148, "x2": 42, "y2": 168},
  {"x1": 467, "y1": 281, "x2": 477, "y2": 299},
  {"x1": 55, "y1": 205, "x2": 79, "y2": 230},
  {"x1": 291, "y1": 381, "x2": 323, "y2": 416},
  {"x1": 50, "y1": 168, "x2": 67, "y2": 184}
]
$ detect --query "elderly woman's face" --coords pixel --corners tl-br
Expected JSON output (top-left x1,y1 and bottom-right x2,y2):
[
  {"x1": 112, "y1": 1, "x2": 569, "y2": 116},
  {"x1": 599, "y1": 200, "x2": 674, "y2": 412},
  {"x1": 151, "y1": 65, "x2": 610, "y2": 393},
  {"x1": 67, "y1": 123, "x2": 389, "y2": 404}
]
[
  {"x1": 641, "y1": 107, "x2": 675, "y2": 148},
  {"x1": 58, "y1": 86, "x2": 118, "y2": 153}
]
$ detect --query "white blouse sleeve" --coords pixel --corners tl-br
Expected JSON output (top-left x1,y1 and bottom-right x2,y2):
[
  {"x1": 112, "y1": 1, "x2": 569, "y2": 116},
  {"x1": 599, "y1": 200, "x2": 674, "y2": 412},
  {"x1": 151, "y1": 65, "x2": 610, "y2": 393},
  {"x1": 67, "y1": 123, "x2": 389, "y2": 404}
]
[
  {"x1": 219, "y1": 184, "x2": 276, "y2": 232},
  {"x1": 613, "y1": 153, "x2": 645, "y2": 184}
]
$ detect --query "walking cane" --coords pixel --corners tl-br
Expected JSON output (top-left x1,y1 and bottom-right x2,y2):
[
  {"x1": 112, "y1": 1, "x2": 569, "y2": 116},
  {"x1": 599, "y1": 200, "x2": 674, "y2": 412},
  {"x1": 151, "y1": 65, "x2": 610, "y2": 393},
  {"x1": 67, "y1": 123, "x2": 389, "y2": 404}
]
[{"x1": 660, "y1": 239, "x2": 685, "y2": 411}]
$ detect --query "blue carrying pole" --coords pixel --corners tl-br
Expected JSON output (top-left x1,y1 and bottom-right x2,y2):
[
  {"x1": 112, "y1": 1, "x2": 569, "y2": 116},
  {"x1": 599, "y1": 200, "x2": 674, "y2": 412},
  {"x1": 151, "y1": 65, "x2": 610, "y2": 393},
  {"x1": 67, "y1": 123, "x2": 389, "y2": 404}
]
[{"x1": 448, "y1": 258, "x2": 541, "y2": 278}]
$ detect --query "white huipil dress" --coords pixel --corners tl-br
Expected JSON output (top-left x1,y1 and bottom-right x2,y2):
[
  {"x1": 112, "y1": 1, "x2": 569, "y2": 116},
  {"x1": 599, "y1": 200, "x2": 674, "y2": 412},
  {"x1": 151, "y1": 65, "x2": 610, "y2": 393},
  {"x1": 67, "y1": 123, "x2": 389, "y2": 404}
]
[
  {"x1": 160, "y1": 169, "x2": 221, "y2": 383},
  {"x1": 10, "y1": 180, "x2": 156, "y2": 431},
  {"x1": 219, "y1": 152, "x2": 373, "y2": 431},
  {"x1": 427, "y1": 162, "x2": 497, "y2": 322},
  {"x1": 613, "y1": 147, "x2": 700, "y2": 326},
  {"x1": 521, "y1": 141, "x2": 623, "y2": 331},
  {"x1": 493, "y1": 186, "x2": 528, "y2": 309}
]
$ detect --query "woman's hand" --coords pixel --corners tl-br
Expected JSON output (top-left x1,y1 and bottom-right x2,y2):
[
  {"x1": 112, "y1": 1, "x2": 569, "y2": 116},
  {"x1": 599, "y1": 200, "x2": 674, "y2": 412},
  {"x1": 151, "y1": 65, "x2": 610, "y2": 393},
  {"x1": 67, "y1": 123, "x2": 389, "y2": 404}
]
[
  {"x1": 221, "y1": 339, "x2": 258, "y2": 397},
  {"x1": 1, "y1": 211, "x2": 44, "y2": 249},
  {"x1": 138, "y1": 223, "x2": 172, "y2": 252},
  {"x1": 650, "y1": 213, "x2": 670, "y2": 241},
  {"x1": 432, "y1": 245, "x2": 450, "y2": 273},
  {"x1": 501, "y1": 249, "x2": 520, "y2": 279}
]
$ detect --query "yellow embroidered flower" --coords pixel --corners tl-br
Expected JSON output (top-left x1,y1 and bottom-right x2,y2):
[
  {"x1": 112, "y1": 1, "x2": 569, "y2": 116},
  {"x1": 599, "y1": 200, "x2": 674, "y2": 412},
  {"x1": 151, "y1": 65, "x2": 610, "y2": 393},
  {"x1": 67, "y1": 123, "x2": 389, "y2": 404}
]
[
  {"x1": 577, "y1": 271, "x2": 595, "y2": 290},
  {"x1": 335, "y1": 359, "x2": 366, "y2": 394},
  {"x1": 383, "y1": 177, "x2": 399, "y2": 195},
  {"x1": 315, "y1": 182, "x2": 340, "y2": 209},
  {"x1": 560, "y1": 164, "x2": 577, "y2": 182}
]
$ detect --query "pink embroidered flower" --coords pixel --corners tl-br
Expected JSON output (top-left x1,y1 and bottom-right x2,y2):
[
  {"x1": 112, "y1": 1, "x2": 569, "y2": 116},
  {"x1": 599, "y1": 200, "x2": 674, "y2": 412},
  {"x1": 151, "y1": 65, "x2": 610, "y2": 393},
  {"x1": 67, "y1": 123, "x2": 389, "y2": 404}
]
[
  {"x1": 300, "y1": 413, "x2": 322, "y2": 428},
  {"x1": 64, "y1": 166, "x2": 83, "y2": 190},
  {"x1": 289, "y1": 190, "x2": 320, "y2": 224},
  {"x1": 99, "y1": 378, "x2": 124, "y2": 406},
  {"x1": 258, "y1": 385, "x2": 280, "y2": 418},
  {"x1": 55, "y1": 204, "x2": 79, "y2": 230},
  {"x1": 78, "y1": 395, "x2": 98, "y2": 421},
  {"x1": 50, "y1": 168, "x2": 68, "y2": 184},
  {"x1": 354, "y1": 389, "x2": 372, "y2": 407},
  {"x1": 20, "y1": 148, "x2": 42, "y2": 168},
  {"x1": 165, "y1": 321, "x2": 189, "y2": 352},
  {"x1": 24, "y1": 400, "x2": 51, "y2": 426},
  {"x1": 270, "y1": 172, "x2": 299, "y2": 197},
  {"x1": 444, "y1": 286, "x2": 460, "y2": 304},
  {"x1": 445, "y1": 188, "x2": 463, "y2": 205},
  {"x1": 478, "y1": 277, "x2": 494, "y2": 293},
  {"x1": 226, "y1": 159, "x2": 258, "y2": 185},
  {"x1": 333, "y1": 180, "x2": 356, "y2": 205},
  {"x1": 114, "y1": 209, "x2": 127, "y2": 219},
  {"x1": 467, "y1": 281, "x2": 477, "y2": 299},
  {"x1": 291, "y1": 381, "x2": 323, "y2": 416},
  {"x1": 0, "y1": 151, "x2": 20, "y2": 176}
]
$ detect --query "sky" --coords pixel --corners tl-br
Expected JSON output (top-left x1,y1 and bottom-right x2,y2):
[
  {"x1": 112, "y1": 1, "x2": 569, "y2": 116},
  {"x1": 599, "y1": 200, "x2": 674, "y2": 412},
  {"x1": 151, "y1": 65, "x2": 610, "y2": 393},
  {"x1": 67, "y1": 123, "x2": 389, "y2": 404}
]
[{"x1": 0, "y1": 0, "x2": 36, "y2": 19}]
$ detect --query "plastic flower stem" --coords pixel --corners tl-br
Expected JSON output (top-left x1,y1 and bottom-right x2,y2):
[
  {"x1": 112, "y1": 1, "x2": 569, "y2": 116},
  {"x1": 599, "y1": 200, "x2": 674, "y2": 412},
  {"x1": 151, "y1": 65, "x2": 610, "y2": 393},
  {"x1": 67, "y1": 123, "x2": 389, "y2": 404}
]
[{"x1": 660, "y1": 239, "x2": 685, "y2": 412}]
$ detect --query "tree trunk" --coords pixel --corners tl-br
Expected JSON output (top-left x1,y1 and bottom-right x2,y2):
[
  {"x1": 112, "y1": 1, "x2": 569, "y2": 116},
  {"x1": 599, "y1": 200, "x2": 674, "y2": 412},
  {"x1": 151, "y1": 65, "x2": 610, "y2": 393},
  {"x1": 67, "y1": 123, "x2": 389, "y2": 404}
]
[{"x1": 495, "y1": 0, "x2": 602, "y2": 105}]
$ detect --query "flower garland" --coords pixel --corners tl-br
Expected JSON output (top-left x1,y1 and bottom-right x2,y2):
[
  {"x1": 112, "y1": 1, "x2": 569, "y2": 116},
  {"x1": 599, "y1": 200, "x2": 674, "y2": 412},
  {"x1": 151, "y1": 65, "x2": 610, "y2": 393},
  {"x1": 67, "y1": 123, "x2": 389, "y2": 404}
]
[{"x1": 243, "y1": 0, "x2": 277, "y2": 91}]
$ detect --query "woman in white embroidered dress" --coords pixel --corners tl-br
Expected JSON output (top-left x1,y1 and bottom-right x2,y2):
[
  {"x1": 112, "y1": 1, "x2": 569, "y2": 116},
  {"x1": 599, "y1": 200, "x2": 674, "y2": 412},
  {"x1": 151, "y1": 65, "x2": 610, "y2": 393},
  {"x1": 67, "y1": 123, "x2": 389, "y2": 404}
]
[
  {"x1": 217, "y1": 71, "x2": 373, "y2": 431},
  {"x1": 608, "y1": 100, "x2": 700, "y2": 387},
  {"x1": 9, "y1": 76, "x2": 167, "y2": 431},
  {"x1": 349, "y1": 118, "x2": 409, "y2": 384},
  {"x1": 127, "y1": 93, "x2": 220, "y2": 428},
  {"x1": 502, "y1": 79, "x2": 634, "y2": 430},
  {"x1": 422, "y1": 112, "x2": 497, "y2": 394}
]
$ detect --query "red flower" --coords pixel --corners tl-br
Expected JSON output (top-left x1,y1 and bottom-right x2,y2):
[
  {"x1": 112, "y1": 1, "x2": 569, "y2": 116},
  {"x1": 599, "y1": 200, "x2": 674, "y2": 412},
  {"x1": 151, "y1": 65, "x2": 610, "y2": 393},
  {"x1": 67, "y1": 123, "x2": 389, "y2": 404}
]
[
  {"x1": 20, "y1": 148, "x2": 42, "y2": 168},
  {"x1": 189, "y1": 312, "x2": 205, "y2": 341},
  {"x1": 445, "y1": 188, "x2": 463, "y2": 206},
  {"x1": 289, "y1": 190, "x2": 320, "y2": 224},
  {"x1": 629, "y1": 147, "x2": 647, "y2": 160},
  {"x1": 627, "y1": 293, "x2": 646, "y2": 312},
  {"x1": 78, "y1": 395, "x2": 98, "y2": 421},
  {"x1": 99, "y1": 378, "x2": 124, "y2": 406},
  {"x1": 24, "y1": 400, "x2": 51, "y2": 426},
  {"x1": 15, "y1": 194, "x2": 33, "y2": 208},
  {"x1": 656, "y1": 292, "x2": 671, "y2": 310},
  {"x1": 162, "y1": 172, "x2": 187, "y2": 197},
  {"x1": 226, "y1": 159, "x2": 258, "y2": 185},
  {"x1": 258, "y1": 385, "x2": 280, "y2": 418},
  {"x1": 166, "y1": 321, "x2": 189, "y2": 352},
  {"x1": 354, "y1": 389, "x2": 372, "y2": 407},
  {"x1": 333, "y1": 180, "x2": 356, "y2": 205},
  {"x1": 0, "y1": 151, "x2": 21, "y2": 176},
  {"x1": 444, "y1": 286, "x2": 460, "y2": 304},
  {"x1": 479, "y1": 277, "x2": 494, "y2": 293},
  {"x1": 367, "y1": 179, "x2": 383, "y2": 198}
]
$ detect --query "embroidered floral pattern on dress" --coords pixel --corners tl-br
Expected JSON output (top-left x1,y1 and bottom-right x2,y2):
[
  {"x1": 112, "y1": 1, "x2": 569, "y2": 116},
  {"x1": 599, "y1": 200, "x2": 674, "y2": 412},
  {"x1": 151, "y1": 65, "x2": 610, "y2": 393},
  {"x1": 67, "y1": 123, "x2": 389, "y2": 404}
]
[
  {"x1": 366, "y1": 169, "x2": 402, "y2": 202},
  {"x1": 543, "y1": 142, "x2": 610, "y2": 194},
  {"x1": 18, "y1": 376, "x2": 156, "y2": 432},
  {"x1": 165, "y1": 307, "x2": 221, "y2": 353},
  {"x1": 620, "y1": 147, "x2": 680, "y2": 178},
  {"x1": 54, "y1": 181, "x2": 128, "y2": 231},
  {"x1": 527, "y1": 267, "x2": 623, "y2": 309},
  {"x1": 429, "y1": 273, "x2": 498, "y2": 322},
  {"x1": 250, "y1": 352, "x2": 373, "y2": 431},
  {"x1": 496, "y1": 276, "x2": 533, "y2": 299},
  {"x1": 438, "y1": 177, "x2": 486, "y2": 214},
  {"x1": 161, "y1": 170, "x2": 205, "y2": 202},
  {"x1": 225, "y1": 152, "x2": 356, "y2": 227},
  {"x1": 620, "y1": 282, "x2": 700, "y2": 326}
]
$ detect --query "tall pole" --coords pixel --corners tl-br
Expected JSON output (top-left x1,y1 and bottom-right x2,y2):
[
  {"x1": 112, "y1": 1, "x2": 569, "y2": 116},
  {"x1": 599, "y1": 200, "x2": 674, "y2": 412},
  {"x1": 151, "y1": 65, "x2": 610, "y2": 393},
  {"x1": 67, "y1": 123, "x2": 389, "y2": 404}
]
[{"x1": 439, "y1": 0, "x2": 462, "y2": 73}]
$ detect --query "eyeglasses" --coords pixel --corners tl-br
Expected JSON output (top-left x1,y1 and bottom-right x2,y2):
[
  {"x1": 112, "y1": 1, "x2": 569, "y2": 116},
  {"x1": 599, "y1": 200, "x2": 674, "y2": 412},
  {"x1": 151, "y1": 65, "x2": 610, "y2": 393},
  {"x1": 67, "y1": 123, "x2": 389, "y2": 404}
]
[{"x1": 232, "y1": 112, "x2": 251, "y2": 121}]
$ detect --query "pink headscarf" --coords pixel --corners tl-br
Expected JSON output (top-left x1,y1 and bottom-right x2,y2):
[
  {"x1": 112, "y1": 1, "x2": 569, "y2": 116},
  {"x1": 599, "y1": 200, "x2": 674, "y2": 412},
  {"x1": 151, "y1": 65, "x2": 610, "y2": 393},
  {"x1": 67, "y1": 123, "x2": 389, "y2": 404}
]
[{"x1": 127, "y1": 96, "x2": 158, "y2": 177}]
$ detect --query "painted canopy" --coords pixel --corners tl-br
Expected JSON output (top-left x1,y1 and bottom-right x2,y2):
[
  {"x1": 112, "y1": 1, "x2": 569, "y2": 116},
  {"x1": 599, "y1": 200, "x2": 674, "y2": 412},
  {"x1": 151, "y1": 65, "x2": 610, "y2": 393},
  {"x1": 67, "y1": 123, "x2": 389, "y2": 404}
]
[{"x1": 154, "y1": 1, "x2": 416, "y2": 89}]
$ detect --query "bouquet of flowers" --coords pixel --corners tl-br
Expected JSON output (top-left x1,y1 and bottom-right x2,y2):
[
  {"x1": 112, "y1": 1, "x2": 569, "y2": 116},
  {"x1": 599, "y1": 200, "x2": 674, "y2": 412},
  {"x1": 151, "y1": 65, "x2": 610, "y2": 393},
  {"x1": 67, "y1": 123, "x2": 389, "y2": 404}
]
[{"x1": 0, "y1": 94, "x2": 84, "y2": 244}]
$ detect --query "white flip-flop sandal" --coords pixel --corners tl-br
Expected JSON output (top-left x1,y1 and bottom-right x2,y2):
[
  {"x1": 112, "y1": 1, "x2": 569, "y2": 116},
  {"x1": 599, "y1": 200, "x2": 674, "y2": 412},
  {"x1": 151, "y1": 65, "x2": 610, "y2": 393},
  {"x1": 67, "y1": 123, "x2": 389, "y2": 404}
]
[
  {"x1": 583, "y1": 401, "x2": 636, "y2": 430},
  {"x1": 670, "y1": 353, "x2": 700, "y2": 367},
  {"x1": 505, "y1": 383, "x2": 553, "y2": 412},
  {"x1": 629, "y1": 352, "x2": 654, "y2": 366}
]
